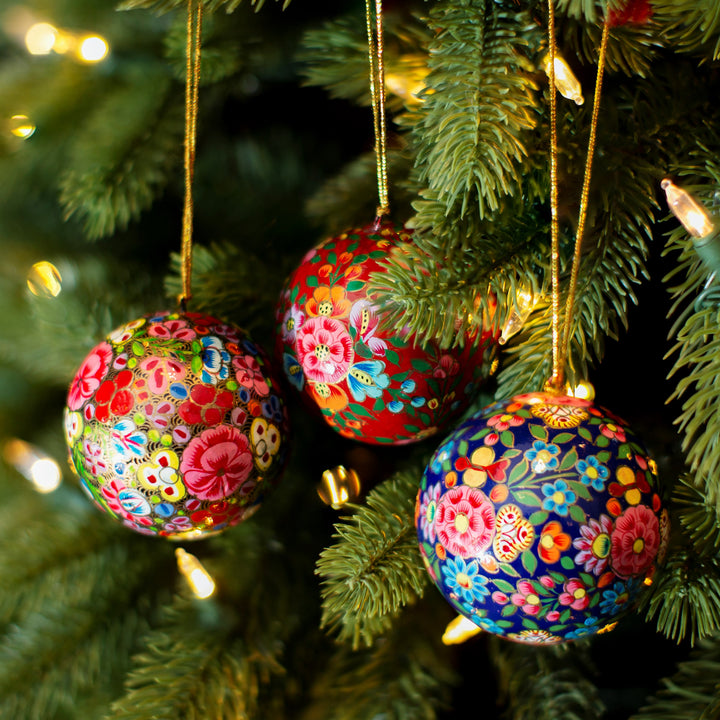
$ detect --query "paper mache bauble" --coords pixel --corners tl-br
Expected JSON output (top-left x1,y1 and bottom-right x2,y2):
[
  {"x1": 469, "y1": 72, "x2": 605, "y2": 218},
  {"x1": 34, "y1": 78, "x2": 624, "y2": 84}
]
[
  {"x1": 416, "y1": 391, "x2": 669, "y2": 644},
  {"x1": 64, "y1": 310, "x2": 289, "y2": 539},
  {"x1": 275, "y1": 222, "x2": 497, "y2": 445}
]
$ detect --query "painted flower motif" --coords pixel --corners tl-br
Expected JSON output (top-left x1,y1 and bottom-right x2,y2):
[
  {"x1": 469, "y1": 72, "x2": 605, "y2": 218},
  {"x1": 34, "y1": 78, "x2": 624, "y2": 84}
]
[
  {"x1": 577, "y1": 455, "x2": 610, "y2": 491},
  {"x1": 250, "y1": 417, "x2": 282, "y2": 471},
  {"x1": 64, "y1": 411, "x2": 83, "y2": 445},
  {"x1": 564, "y1": 618, "x2": 601, "y2": 640},
  {"x1": 139, "y1": 356, "x2": 187, "y2": 395},
  {"x1": 418, "y1": 482, "x2": 441, "y2": 544},
  {"x1": 234, "y1": 353, "x2": 270, "y2": 396},
  {"x1": 599, "y1": 580, "x2": 632, "y2": 616},
  {"x1": 609, "y1": 465, "x2": 651, "y2": 506},
  {"x1": 282, "y1": 353, "x2": 305, "y2": 391},
  {"x1": 200, "y1": 336, "x2": 231, "y2": 385},
  {"x1": 507, "y1": 629, "x2": 559, "y2": 644},
  {"x1": 610, "y1": 504, "x2": 660, "y2": 578},
  {"x1": 487, "y1": 410, "x2": 525, "y2": 432},
  {"x1": 455, "y1": 446, "x2": 511, "y2": 488},
  {"x1": 531, "y1": 402, "x2": 589, "y2": 429},
  {"x1": 573, "y1": 514, "x2": 614, "y2": 575},
  {"x1": 110, "y1": 418, "x2": 147, "y2": 460},
  {"x1": 493, "y1": 504, "x2": 535, "y2": 562},
  {"x1": 148, "y1": 318, "x2": 196, "y2": 341},
  {"x1": 162, "y1": 516, "x2": 193, "y2": 534},
  {"x1": 180, "y1": 424, "x2": 254, "y2": 501},
  {"x1": 541, "y1": 480, "x2": 576, "y2": 517},
  {"x1": 309, "y1": 382, "x2": 349, "y2": 412},
  {"x1": 280, "y1": 305, "x2": 305, "y2": 343},
  {"x1": 433, "y1": 354, "x2": 460, "y2": 379},
  {"x1": 189, "y1": 499, "x2": 247, "y2": 529},
  {"x1": 511, "y1": 580, "x2": 542, "y2": 616},
  {"x1": 142, "y1": 400, "x2": 176, "y2": 431},
  {"x1": 600, "y1": 421, "x2": 626, "y2": 442},
  {"x1": 100, "y1": 479, "x2": 153, "y2": 528},
  {"x1": 442, "y1": 556, "x2": 490, "y2": 604},
  {"x1": 137, "y1": 449, "x2": 186, "y2": 502},
  {"x1": 177, "y1": 384, "x2": 234, "y2": 426},
  {"x1": 68, "y1": 342, "x2": 113, "y2": 410},
  {"x1": 430, "y1": 439, "x2": 455, "y2": 474},
  {"x1": 94, "y1": 369, "x2": 134, "y2": 424},
  {"x1": 525, "y1": 440, "x2": 561, "y2": 473},
  {"x1": 108, "y1": 318, "x2": 145, "y2": 344},
  {"x1": 348, "y1": 300, "x2": 388, "y2": 355},
  {"x1": 559, "y1": 578, "x2": 590, "y2": 610},
  {"x1": 306, "y1": 285, "x2": 352, "y2": 319},
  {"x1": 472, "y1": 615, "x2": 505, "y2": 634},
  {"x1": 82, "y1": 437, "x2": 108, "y2": 477},
  {"x1": 538, "y1": 521, "x2": 572, "y2": 563},
  {"x1": 347, "y1": 360, "x2": 390, "y2": 401},
  {"x1": 435, "y1": 485, "x2": 495, "y2": 557},
  {"x1": 296, "y1": 317, "x2": 353, "y2": 384},
  {"x1": 261, "y1": 394, "x2": 284, "y2": 425}
]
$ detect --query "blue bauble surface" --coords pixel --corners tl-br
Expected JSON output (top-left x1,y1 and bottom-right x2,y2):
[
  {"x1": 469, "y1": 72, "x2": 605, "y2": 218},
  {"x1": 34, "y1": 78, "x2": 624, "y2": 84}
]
[{"x1": 416, "y1": 391, "x2": 669, "y2": 645}]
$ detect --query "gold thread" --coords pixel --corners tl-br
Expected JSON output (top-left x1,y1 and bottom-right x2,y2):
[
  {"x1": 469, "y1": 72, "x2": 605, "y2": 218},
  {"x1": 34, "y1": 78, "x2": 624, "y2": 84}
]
[
  {"x1": 546, "y1": 2, "x2": 610, "y2": 390},
  {"x1": 365, "y1": 0, "x2": 389, "y2": 220},
  {"x1": 179, "y1": 0, "x2": 203, "y2": 309}
]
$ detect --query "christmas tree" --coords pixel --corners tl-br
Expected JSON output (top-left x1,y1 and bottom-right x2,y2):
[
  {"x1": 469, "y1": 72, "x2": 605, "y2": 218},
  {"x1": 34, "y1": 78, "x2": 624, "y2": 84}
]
[{"x1": 1, "y1": 0, "x2": 720, "y2": 717}]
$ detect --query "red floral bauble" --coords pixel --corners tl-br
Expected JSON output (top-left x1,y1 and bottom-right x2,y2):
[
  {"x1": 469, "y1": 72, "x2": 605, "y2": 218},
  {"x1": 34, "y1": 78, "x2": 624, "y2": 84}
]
[
  {"x1": 64, "y1": 311, "x2": 289, "y2": 539},
  {"x1": 275, "y1": 223, "x2": 498, "y2": 445}
]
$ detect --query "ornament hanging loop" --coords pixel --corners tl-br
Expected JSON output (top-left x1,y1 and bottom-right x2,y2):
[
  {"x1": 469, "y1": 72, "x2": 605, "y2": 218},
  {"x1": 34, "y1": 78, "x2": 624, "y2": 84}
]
[
  {"x1": 366, "y1": 0, "x2": 390, "y2": 225},
  {"x1": 178, "y1": 0, "x2": 204, "y2": 309}
]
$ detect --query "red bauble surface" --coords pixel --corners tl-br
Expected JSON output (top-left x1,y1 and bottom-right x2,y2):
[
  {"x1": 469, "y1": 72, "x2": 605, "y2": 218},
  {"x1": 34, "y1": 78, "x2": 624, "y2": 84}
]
[{"x1": 275, "y1": 223, "x2": 498, "y2": 445}]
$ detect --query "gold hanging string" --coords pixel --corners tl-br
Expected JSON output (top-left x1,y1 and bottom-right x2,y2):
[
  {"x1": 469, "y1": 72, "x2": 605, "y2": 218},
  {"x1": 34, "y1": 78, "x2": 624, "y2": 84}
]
[
  {"x1": 365, "y1": 0, "x2": 390, "y2": 221},
  {"x1": 547, "y1": 1, "x2": 611, "y2": 391},
  {"x1": 179, "y1": 0, "x2": 203, "y2": 310}
]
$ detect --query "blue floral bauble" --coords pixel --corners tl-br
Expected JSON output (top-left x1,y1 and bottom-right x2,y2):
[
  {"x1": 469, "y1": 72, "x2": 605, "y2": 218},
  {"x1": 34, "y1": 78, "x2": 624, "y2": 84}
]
[{"x1": 416, "y1": 391, "x2": 669, "y2": 645}]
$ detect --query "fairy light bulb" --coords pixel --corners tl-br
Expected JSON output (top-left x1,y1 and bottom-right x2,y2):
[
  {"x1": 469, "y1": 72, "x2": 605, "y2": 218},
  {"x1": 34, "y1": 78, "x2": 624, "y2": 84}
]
[
  {"x1": 175, "y1": 548, "x2": 216, "y2": 599},
  {"x1": 3, "y1": 439, "x2": 62, "y2": 493},
  {"x1": 385, "y1": 54, "x2": 429, "y2": 104},
  {"x1": 318, "y1": 466, "x2": 361, "y2": 509},
  {"x1": 9, "y1": 115, "x2": 36, "y2": 139},
  {"x1": 661, "y1": 179, "x2": 715, "y2": 238},
  {"x1": 499, "y1": 288, "x2": 537, "y2": 344},
  {"x1": 543, "y1": 53, "x2": 584, "y2": 105},
  {"x1": 568, "y1": 379, "x2": 595, "y2": 402},
  {"x1": 442, "y1": 614, "x2": 482, "y2": 645},
  {"x1": 77, "y1": 35, "x2": 109, "y2": 63},
  {"x1": 27, "y1": 261, "x2": 62, "y2": 297},
  {"x1": 25, "y1": 22, "x2": 58, "y2": 54}
]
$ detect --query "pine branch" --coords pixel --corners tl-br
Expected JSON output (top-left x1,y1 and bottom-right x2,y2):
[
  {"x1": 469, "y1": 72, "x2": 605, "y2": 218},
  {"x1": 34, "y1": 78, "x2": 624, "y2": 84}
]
[
  {"x1": 119, "y1": 0, "x2": 292, "y2": 13},
  {"x1": 317, "y1": 469, "x2": 429, "y2": 649},
  {"x1": 652, "y1": 0, "x2": 720, "y2": 60},
  {"x1": 674, "y1": 475, "x2": 720, "y2": 558},
  {"x1": 629, "y1": 634, "x2": 720, "y2": 720}
]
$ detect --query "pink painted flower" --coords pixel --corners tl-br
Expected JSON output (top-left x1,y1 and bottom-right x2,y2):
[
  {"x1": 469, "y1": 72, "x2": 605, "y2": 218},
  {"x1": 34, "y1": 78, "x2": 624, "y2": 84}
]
[
  {"x1": 435, "y1": 485, "x2": 495, "y2": 557},
  {"x1": 180, "y1": 425, "x2": 253, "y2": 501},
  {"x1": 140, "y1": 355, "x2": 187, "y2": 395},
  {"x1": 233, "y1": 353, "x2": 270, "y2": 396},
  {"x1": 101, "y1": 479, "x2": 153, "y2": 530},
  {"x1": 559, "y1": 579, "x2": 590, "y2": 610},
  {"x1": 433, "y1": 354, "x2": 460, "y2": 379},
  {"x1": 418, "y1": 482, "x2": 441, "y2": 544},
  {"x1": 600, "y1": 421, "x2": 626, "y2": 442},
  {"x1": 280, "y1": 305, "x2": 305, "y2": 344},
  {"x1": 68, "y1": 342, "x2": 113, "y2": 410},
  {"x1": 487, "y1": 411, "x2": 525, "y2": 432},
  {"x1": 511, "y1": 580, "x2": 542, "y2": 615},
  {"x1": 610, "y1": 505, "x2": 660, "y2": 578},
  {"x1": 296, "y1": 317, "x2": 353, "y2": 384},
  {"x1": 82, "y1": 438, "x2": 108, "y2": 477},
  {"x1": 573, "y1": 514, "x2": 614, "y2": 575},
  {"x1": 148, "y1": 318, "x2": 196, "y2": 341},
  {"x1": 349, "y1": 300, "x2": 388, "y2": 356}
]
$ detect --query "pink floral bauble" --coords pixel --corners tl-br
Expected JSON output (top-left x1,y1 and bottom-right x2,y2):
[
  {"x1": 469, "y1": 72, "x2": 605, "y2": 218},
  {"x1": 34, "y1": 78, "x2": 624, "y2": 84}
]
[
  {"x1": 64, "y1": 311, "x2": 289, "y2": 540},
  {"x1": 275, "y1": 222, "x2": 498, "y2": 445}
]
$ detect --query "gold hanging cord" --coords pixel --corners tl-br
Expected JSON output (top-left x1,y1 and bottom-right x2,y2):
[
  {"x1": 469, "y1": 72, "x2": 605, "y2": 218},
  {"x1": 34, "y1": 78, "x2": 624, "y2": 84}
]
[
  {"x1": 179, "y1": 0, "x2": 204, "y2": 309},
  {"x1": 365, "y1": 0, "x2": 390, "y2": 222},
  {"x1": 547, "y1": 1, "x2": 611, "y2": 390}
]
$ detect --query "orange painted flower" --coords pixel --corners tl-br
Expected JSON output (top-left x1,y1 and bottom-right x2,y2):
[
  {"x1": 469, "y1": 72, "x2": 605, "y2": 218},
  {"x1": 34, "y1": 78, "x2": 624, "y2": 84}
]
[
  {"x1": 305, "y1": 286, "x2": 352, "y2": 319},
  {"x1": 538, "y1": 521, "x2": 572, "y2": 563},
  {"x1": 309, "y1": 381, "x2": 348, "y2": 413}
]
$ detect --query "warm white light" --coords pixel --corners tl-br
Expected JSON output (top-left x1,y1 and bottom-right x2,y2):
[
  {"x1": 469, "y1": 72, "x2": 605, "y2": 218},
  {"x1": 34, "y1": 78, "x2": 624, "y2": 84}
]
[
  {"x1": 3, "y1": 438, "x2": 62, "y2": 493},
  {"x1": 500, "y1": 288, "x2": 538, "y2": 344},
  {"x1": 317, "y1": 466, "x2": 361, "y2": 509},
  {"x1": 9, "y1": 115, "x2": 36, "y2": 139},
  {"x1": 568, "y1": 380, "x2": 595, "y2": 401},
  {"x1": 25, "y1": 22, "x2": 58, "y2": 54},
  {"x1": 442, "y1": 615, "x2": 482, "y2": 645},
  {"x1": 543, "y1": 53, "x2": 584, "y2": 105},
  {"x1": 77, "y1": 35, "x2": 108, "y2": 63},
  {"x1": 175, "y1": 548, "x2": 216, "y2": 599},
  {"x1": 29, "y1": 458, "x2": 62, "y2": 493},
  {"x1": 27, "y1": 261, "x2": 62, "y2": 297},
  {"x1": 661, "y1": 179, "x2": 716, "y2": 238}
]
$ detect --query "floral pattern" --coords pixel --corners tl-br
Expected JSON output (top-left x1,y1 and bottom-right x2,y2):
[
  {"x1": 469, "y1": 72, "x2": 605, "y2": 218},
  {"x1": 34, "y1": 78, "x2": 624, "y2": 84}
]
[
  {"x1": 64, "y1": 311, "x2": 288, "y2": 539},
  {"x1": 416, "y1": 390, "x2": 667, "y2": 644},
  {"x1": 274, "y1": 223, "x2": 498, "y2": 445}
]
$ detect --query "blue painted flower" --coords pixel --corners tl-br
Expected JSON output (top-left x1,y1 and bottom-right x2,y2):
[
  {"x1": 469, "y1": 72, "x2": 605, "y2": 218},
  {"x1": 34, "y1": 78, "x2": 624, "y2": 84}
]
[
  {"x1": 525, "y1": 440, "x2": 561, "y2": 473},
  {"x1": 577, "y1": 455, "x2": 610, "y2": 491},
  {"x1": 261, "y1": 394, "x2": 284, "y2": 424},
  {"x1": 200, "y1": 336, "x2": 230, "y2": 384},
  {"x1": 411, "y1": 396, "x2": 426, "y2": 408},
  {"x1": 430, "y1": 438, "x2": 456, "y2": 474},
  {"x1": 541, "y1": 479, "x2": 576, "y2": 517},
  {"x1": 599, "y1": 578, "x2": 640, "y2": 616},
  {"x1": 442, "y1": 557, "x2": 490, "y2": 605},
  {"x1": 564, "y1": 617, "x2": 601, "y2": 640},
  {"x1": 111, "y1": 419, "x2": 147, "y2": 460},
  {"x1": 401, "y1": 379, "x2": 416, "y2": 393},
  {"x1": 473, "y1": 614, "x2": 505, "y2": 634},
  {"x1": 388, "y1": 400, "x2": 404, "y2": 413},
  {"x1": 347, "y1": 360, "x2": 390, "y2": 402},
  {"x1": 283, "y1": 353, "x2": 305, "y2": 391}
]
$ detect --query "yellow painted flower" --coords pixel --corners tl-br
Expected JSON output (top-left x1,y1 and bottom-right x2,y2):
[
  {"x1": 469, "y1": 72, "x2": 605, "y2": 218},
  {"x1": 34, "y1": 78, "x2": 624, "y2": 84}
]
[{"x1": 137, "y1": 449, "x2": 185, "y2": 502}]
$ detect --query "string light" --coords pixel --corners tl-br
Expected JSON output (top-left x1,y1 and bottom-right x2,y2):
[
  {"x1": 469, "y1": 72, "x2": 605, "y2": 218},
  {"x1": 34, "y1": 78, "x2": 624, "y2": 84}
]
[
  {"x1": 499, "y1": 288, "x2": 538, "y2": 344},
  {"x1": 25, "y1": 22, "x2": 58, "y2": 54},
  {"x1": 175, "y1": 548, "x2": 216, "y2": 599},
  {"x1": 385, "y1": 54, "x2": 428, "y2": 104},
  {"x1": 661, "y1": 179, "x2": 715, "y2": 239},
  {"x1": 77, "y1": 35, "x2": 109, "y2": 63},
  {"x1": 317, "y1": 466, "x2": 361, "y2": 509},
  {"x1": 23, "y1": 20, "x2": 109, "y2": 63},
  {"x1": 27, "y1": 261, "x2": 62, "y2": 297},
  {"x1": 9, "y1": 115, "x2": 36, "y2": 139},
  {"x1": 442, "y1": 614, "x2": 482, "y2": 645},
  {"x1": 567, "y1": 379, "x2": 595, "y2": 402},
  {"x1": 543, "y1": 52, "x2": 584, "y2": 105},
  {"x1": 3, "y1": 438, "x2": 62, "y2": 493}
]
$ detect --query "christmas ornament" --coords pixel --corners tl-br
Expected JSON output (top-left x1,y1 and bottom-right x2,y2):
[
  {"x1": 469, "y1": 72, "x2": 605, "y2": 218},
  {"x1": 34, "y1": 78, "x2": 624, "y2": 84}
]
[
  {"x1": 64, "y1": 310, "x2": 288, "y2": 539},
  {"x1": 275, "y1": 222, "x2": 497, "y2": 444},
  {"x1": 416, "y1": 391, "x2": 669, "y2": 644}
]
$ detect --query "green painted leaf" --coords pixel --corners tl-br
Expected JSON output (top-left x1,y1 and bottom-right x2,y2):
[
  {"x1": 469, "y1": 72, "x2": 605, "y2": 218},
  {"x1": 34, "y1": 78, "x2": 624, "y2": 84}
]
[
  {"x1": 521, "y1": 617, "x2": 539, "y2": 630},
  {"x1": 569, "y1": 504, "x2": 587, "y2": 524},
  {"x1": 500, "y1": 430, "x2": 515, "y2": 447},
  {"x1": 552, "y1": 432, "x2": 575, "y2": 444},
  {"x1": 327, "y1": 251, "x2": 337, "y2": 265},
  {"x1": 617, "y1": 442, "x2": 633, "y2": 460},
  {"x1": 493, "y1": 578, "x2": 516, "y2": 594},
  {"x1": 595, "y1": 433, "x2": 610, "y2": 448},
  {"x1": 310, "y1": 254, "x2": 322, "y2": 264},
  {"x1": 500, "y1": 562, "x2": 520, "y2": 577},
  {"x1": 549, "y1": 570, "x2": 565, "y2": 583},
  {"x1": 348, "y1": 402, "x2": 374, "y2": 418},
  {"x1": 390, "y1": 370, "x2": 408, "y2": 382},
  {"x1": 346, "y1": 280, "x2": 365, "y2": 292},
  {"x1": 404, "y1": 424, "x2": 420, "y2": 433},
  {"x1": 191, "y1": 355, "x2": 202, "y2": 374},
  {"x1": 597, "y1": 450, "x2": 611, "y2": 463},
  {"x1": 457, "y1": 440, "x2": 468, "y2": 457},
  {"x1": 306, "y1": 275, "x2": 319, "y2": 288},
  {"x1": 528, "y1": 510, "x2": 549, "y2": 525},
  {"x1": 509, "y1": 459, "x2": 530, "y2": 484},
  {"x1": 419, "y1": 412, "x2": 431, "y2": 425},
  {"x1": 369, "y1": 250, "x2": 387, "y2": 259},
  {"x1": 131, "y1": 340, "x2": 145, "y2": 357},
  {"x1": 354, "y1": 342, "x2": 373, "y2": 359},
  {"x1": 511, "y1": 489, "x2": 542, "y2": 507},
  {"x1": 501, "y1": 603, "x2": 517, "y2": 617},
  {"x1": 469, "y1": 428, "x2": 492, "y2": 442},
  {"x1": 529, "y1": 423, "x2": 548, "y2": 441},
  {"x1": 560, "y1": 608, "x2": 572, "y2": 623},
  {"x1": 373, "y1": 397, "x2": 384, "y2": 413},
  {"x1": 521, "y1": 549, "x2": 538, "y2": 575},
  {"x1": 569, "y1": 480, "x2": 593, "y2": 501},
  {"x1": 559, "y1": 447, "x2": 579, "y2": 471},
  {"x1": 411, "y1": 358, "x2": 433, "y2": 372},
  {"x1": 578, "y1": 426, "x2": 593, "y2": 442},
  {"x1": 385, "y1": 349, "x2": 400, "y2": 366},
  {"x1": 560, "y1": 555, "x2": 575, "y2": 571},
  {"x1": 351, "y1": 253, "x2": 368, "y2": 264},
  {"x1": 579, "y1": 572, "x2": 595, "y2": 587},
  {"x1": 290, "y1": 285, "x2": 299, "y2": 302}
]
